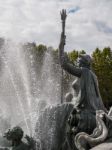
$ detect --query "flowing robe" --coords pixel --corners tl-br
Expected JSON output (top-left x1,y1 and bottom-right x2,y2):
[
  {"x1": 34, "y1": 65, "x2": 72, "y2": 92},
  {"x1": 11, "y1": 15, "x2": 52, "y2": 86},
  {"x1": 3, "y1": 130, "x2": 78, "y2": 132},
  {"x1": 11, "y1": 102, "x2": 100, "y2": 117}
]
[{"x1": 61, "y1": 55, "x2": 106, "y2": 112}]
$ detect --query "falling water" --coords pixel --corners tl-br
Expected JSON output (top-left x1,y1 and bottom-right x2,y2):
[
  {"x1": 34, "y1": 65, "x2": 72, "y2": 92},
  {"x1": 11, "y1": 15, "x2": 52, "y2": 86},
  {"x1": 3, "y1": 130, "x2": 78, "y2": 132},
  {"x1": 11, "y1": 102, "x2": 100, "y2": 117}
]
[
  {"x1": 0, "y1": 52, "x2": 30, "y2": 135},
  {"x1": 0, "y1": 40, "x2": 62, "y2": 149},
  {"x1": 33, "y1": 48, "x2": 62, "y2": 150},
  {"x1": 39, "y1": 48, "x2": 61, "y2": 105},
  {"x1": 0, "y1": 40, "x2": 34, "y2": 135}
]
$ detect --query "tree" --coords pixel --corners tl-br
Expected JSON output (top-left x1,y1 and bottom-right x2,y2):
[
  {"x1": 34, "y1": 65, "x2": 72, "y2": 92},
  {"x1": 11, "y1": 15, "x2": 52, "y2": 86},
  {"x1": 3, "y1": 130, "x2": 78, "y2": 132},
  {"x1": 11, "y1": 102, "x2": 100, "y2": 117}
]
[
  {"x1": 68, "y1": 50, "x2": 78, "y2": 63},
  {"x1": 92, "y1": 47, "x2": 112, "y2": 108},
  {"x1": 36, "y1": 44, "x2": 47, "y2": 54}
]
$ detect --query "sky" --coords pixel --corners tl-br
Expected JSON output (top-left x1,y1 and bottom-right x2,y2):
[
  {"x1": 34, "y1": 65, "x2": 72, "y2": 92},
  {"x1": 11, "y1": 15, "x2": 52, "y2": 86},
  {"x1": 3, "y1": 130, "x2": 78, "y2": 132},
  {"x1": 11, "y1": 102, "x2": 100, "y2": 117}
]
[{"x1": 0, "y1": 0, "x2": 112, "y2": 53}]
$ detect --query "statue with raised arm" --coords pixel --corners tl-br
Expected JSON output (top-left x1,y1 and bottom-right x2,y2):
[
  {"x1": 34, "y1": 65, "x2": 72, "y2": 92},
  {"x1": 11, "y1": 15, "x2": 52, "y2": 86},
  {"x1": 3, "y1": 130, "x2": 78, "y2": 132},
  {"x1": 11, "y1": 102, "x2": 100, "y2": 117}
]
[
  {"x1": 59, "y1": 9, "x2": 106, "y2": 113},
  {"x1": 59, "y1": 9, "x2": 107, "y2": 150}
]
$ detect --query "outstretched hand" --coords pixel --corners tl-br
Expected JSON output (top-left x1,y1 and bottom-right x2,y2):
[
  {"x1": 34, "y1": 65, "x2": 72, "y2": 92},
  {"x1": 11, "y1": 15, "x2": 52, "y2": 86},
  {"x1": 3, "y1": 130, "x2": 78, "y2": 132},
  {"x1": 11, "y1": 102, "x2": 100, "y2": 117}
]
[
  {"x1": 59, "y1": 9, "x2": 67, "y2": 57},
  {"x1": 60, "y1": 9, "x2": 67, "y2": 22}
]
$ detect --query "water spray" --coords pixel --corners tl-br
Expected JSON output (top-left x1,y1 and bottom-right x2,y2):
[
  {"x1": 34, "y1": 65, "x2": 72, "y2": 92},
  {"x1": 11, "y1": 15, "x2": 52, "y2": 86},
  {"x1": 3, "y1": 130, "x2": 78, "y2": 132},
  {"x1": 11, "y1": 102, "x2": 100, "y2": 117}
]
[{"x1": 0, "y1": 44, "x2": 31, "y2": 136}]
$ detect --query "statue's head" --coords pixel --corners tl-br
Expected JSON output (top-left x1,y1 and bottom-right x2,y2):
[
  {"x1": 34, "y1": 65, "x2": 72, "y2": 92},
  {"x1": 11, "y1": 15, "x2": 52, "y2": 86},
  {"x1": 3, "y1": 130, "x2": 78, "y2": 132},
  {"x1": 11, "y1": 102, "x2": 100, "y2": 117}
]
[
  {"x1": 4, "y1": 126, "x2": 24, "y2": 142},
  {"x1": 76, "y1": 54, "x2": 92, "y2": 68}
]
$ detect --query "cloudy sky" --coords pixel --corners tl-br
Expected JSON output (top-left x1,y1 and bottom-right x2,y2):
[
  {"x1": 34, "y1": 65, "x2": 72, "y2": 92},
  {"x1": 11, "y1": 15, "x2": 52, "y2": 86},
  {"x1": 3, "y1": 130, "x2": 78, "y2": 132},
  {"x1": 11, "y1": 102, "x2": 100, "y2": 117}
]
[{"x1": 0, "y1": 0, "x2": 112, "y2": 53}]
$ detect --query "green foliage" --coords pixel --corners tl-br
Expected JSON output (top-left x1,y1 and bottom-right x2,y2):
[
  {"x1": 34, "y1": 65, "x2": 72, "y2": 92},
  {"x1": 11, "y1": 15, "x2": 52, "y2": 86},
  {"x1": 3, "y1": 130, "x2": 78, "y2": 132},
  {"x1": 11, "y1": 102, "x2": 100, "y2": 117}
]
[
  {"x1": 79, "y1": 50, "x2": 86, "y2": 55},
  {"x1": 68, "y1": 50, "x2": 78, "y2": 63},
  {"x1": 92, "y1": 47, "x2": 112, "y2": 108},
  {"x1": 68, "y1": 50, "x2": 86, "y2": 63},
  {"x1": 35, "y1": 44, "x2": 47, "y2": 63},
  {"x1": 36, "y1": 44, "x2": 47, "y2": 54},
  {"x1": 24, "y1": 43, "x2": 47, "y2": 56}
]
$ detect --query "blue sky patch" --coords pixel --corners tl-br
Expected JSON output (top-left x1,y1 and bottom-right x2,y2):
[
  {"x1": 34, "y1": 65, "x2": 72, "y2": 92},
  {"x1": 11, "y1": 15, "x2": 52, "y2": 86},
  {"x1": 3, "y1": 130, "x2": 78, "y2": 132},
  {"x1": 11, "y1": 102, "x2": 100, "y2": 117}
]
[
  {"x1": 68, "y1": 6, "x2": 80, "y2": 14},
  {"x1": 95, "y1": 21, "x2": 112, "y2": 34}
]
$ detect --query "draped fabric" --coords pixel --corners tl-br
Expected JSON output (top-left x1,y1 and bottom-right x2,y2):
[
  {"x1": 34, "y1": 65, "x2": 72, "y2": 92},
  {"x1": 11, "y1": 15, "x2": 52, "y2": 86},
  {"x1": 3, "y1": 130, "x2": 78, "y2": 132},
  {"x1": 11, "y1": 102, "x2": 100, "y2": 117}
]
[{"x1": 74, "y1": 67, "x2": 107, "y2": 112}]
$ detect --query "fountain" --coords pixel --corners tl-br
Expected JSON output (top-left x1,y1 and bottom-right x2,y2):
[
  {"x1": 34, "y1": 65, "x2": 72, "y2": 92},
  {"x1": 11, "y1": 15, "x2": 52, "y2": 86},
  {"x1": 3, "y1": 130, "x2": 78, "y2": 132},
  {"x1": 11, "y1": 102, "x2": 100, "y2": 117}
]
[
  {"x1": 0, "y1": 9, "x2": 112, "y2": 150},
  {"x1": 0, "y1": 38, "x2": 66, "y2": 149},
  {"x1": 0, "y1": 40, "x2": 33, "y2": 136}
]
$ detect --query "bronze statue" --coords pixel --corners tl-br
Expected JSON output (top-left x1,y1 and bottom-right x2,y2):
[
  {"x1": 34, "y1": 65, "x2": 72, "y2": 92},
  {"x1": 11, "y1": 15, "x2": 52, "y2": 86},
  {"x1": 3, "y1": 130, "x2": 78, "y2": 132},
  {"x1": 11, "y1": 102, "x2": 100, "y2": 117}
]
[
  {"x1": 75, "y1": 110, "x2": 108, "y2": 149},
  {"x1": 59, "y1": 9, "x2": 107, "y2": 150},
  {"x1": 3, "y1": 126, "x2": 37, "y2": 150},
  {"x1": 75, "y1": 109, "x2": 112, "y2": 150},
  {"x1": 59, "y1": 9, "x2": 106, "y2": 113}
]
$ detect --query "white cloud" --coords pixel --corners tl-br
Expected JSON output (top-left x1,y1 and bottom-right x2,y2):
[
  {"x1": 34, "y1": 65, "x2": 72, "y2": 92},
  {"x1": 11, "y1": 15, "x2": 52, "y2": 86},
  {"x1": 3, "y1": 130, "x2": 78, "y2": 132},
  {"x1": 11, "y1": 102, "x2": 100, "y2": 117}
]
[{"x1": 0, "y1": 0, "x2": 112, "y2": 53}]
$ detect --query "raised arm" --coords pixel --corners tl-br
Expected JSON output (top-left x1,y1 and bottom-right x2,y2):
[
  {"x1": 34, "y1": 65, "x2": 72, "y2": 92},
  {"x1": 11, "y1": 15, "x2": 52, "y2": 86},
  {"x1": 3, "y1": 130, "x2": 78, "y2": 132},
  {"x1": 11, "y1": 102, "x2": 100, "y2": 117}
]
[
  {"x1": 60, "y1": 54, "x2": 82, "y2": 77},
  {"x1": 59, "y1": 9, "x2": 66, "y2": 63},
  {"x1": 59, "y1": 9, "x2": 82, "y2": 78}
]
